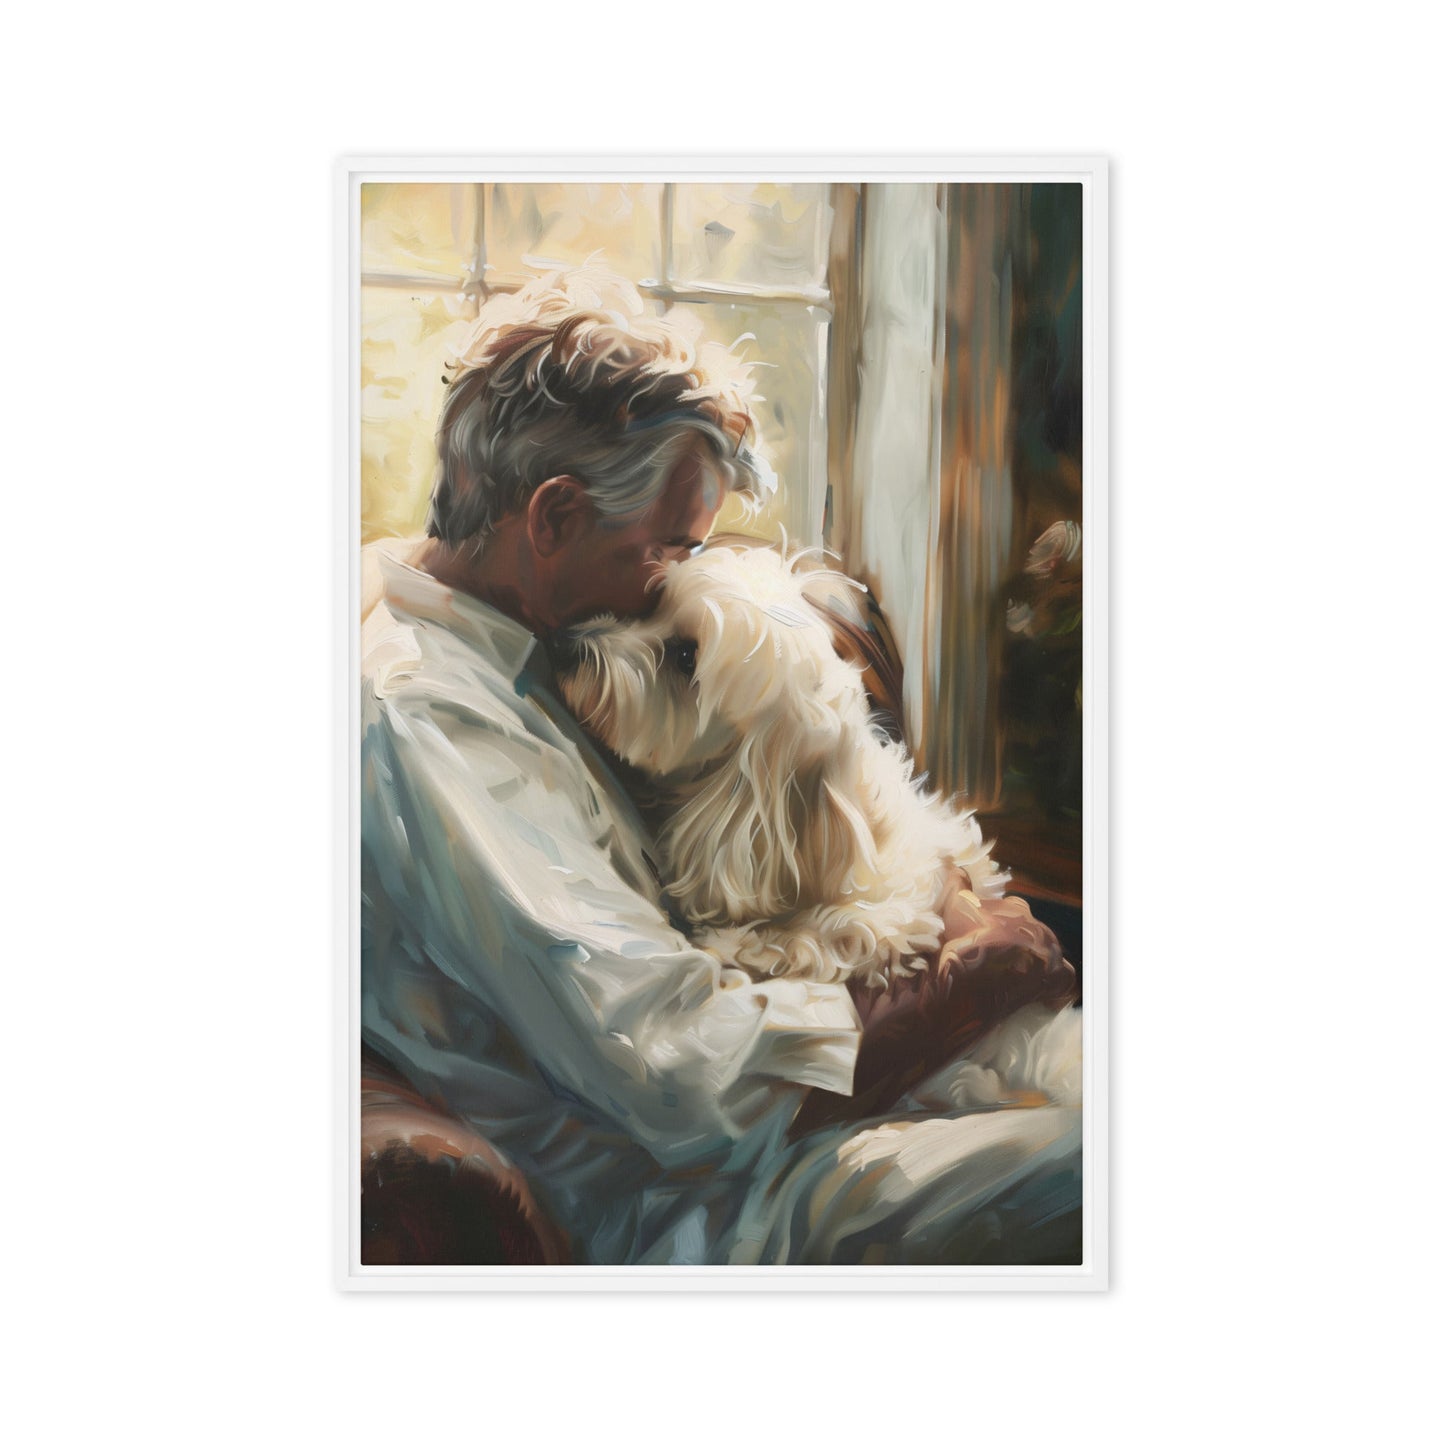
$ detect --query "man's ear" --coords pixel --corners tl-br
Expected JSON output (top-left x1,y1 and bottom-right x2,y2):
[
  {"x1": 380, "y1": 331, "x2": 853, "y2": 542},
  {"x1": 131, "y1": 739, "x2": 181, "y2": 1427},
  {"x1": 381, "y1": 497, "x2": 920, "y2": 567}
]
[{"x1": 527, "y1": 476, "x2": 593, "y2": 557}]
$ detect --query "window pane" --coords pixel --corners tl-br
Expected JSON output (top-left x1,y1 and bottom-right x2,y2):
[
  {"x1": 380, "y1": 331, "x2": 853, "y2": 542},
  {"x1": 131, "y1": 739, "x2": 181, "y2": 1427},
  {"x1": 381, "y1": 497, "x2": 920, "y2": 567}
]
[
  {"x1": 360, "y1": 287, "x2": 475, "y2": 542},
  {"x1": 361, "y1": 183, "x2": 479, "y2": 280},
  {"x1": 485, "y1": 183, "x2": 663, "y2": 283},
  {"x1": 671, "y1": 301, "x2": 829, "y2": 545},
  {"x1": 670, "y1": 183, "x2": 831, "y2": 291}
]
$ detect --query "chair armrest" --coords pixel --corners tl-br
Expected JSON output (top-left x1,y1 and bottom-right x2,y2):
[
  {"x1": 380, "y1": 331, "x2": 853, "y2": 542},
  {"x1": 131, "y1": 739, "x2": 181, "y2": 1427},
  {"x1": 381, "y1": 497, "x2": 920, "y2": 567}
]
[{"x1": 360, "y1": 1050, "x2": 570, "y2": 1266}]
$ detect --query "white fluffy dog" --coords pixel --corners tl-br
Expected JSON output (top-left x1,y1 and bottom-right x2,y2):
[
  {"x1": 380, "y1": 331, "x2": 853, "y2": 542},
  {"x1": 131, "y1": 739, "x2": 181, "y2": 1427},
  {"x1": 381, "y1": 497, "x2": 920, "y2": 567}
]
[{"x1": 559, "y1": 546, "x2": 1007, "y2": 989}]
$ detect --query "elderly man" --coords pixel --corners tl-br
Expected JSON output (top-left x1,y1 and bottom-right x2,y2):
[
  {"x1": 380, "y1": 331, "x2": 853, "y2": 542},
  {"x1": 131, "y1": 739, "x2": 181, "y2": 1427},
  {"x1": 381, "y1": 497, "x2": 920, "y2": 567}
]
[{"x1": 361, "y1": 268, "x2": 1083, "y2": 1266}]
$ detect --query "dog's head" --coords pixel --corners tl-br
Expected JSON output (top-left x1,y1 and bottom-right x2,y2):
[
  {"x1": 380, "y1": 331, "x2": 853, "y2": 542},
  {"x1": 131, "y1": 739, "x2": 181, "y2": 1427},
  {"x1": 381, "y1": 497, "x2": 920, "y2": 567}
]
[
  {"x1": 558, "y1": 546, "x2": 885, "y2": 923},
  {"x1": 559, "y1": 545, "x2": 868, "y2": 776}
]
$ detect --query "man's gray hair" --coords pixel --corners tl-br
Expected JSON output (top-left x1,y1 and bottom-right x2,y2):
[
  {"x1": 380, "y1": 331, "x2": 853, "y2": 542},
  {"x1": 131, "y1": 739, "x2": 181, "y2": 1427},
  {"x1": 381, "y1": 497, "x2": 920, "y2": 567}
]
[{"x1": 428, "y1": 267, "x2": 775, "y2": 547}]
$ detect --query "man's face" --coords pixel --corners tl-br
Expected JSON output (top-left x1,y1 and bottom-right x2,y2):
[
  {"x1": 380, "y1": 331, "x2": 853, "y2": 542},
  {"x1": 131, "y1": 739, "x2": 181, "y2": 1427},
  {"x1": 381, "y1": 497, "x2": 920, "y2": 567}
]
[{"x1": 551, "y1": 450, "x2": 726, "y2": 624}]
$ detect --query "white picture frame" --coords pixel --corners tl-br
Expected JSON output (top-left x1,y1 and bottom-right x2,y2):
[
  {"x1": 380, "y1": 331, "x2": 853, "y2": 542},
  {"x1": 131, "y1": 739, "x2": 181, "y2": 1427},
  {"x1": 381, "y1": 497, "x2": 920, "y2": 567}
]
[{"x1": 336, "y1": 154, "x2": 1109, "y2": 1291}]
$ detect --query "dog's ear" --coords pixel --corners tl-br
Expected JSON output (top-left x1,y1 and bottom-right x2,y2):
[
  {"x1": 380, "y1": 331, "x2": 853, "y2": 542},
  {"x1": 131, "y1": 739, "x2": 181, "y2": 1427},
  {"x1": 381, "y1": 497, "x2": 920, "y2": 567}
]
[{"x1": 662, "y1": 707, "x2": 880, "y2": 927}]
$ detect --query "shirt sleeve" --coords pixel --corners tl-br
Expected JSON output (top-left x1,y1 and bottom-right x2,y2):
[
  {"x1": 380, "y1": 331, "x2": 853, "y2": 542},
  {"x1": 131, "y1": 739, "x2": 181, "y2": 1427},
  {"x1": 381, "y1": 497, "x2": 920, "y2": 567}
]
[{"x1": 361, "y1": 683, "x2": 861, "y2": 1172}]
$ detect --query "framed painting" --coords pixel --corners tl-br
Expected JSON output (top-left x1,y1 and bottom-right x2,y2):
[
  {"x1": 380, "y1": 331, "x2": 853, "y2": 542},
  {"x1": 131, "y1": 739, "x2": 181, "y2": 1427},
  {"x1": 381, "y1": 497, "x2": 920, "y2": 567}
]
[{"x1": 336, "y1": 156, "x2": 1108, "y2": 1289}]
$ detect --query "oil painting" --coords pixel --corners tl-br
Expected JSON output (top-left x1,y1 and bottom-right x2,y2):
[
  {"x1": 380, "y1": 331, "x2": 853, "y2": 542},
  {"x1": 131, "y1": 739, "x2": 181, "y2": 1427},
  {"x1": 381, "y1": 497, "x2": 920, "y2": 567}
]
[{"x1": 346, "y1": 162, "x2": 1105, "y2": 1284}]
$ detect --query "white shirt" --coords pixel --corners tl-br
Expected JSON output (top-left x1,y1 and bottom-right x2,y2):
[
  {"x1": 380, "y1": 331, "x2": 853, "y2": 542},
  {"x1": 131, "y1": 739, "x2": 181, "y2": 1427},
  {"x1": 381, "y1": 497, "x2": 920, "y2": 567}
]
[{"x1": 360, "y1": 544, "x2": 862, "y2": 1259}]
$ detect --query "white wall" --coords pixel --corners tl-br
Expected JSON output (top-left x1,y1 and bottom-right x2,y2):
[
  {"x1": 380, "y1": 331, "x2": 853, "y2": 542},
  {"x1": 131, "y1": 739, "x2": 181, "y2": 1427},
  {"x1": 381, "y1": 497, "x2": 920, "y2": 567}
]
[{"x1": 6, "y1": 4, "x2": 1441, "y2": 1442}]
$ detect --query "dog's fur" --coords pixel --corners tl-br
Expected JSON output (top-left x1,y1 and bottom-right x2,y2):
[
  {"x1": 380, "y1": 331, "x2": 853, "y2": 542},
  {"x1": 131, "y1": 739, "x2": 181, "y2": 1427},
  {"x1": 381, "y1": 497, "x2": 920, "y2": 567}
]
[{"x1": 559, "y1": 546, "x2": 1007, "y2": 989}]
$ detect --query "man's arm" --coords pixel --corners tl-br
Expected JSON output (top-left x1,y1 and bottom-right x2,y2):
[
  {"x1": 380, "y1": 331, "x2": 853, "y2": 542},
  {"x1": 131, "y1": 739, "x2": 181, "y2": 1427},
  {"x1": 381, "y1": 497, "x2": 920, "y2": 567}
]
[{"x1": 363, "y1": 689, "x2": 862, "y2": 1172}]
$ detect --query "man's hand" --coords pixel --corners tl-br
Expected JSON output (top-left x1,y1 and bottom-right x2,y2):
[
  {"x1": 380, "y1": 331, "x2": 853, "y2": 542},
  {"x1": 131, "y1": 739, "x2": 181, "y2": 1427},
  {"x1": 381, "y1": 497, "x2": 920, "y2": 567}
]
[
  {"x1": 911, "y1": 888, "x2": 1076, "y2": 1030},
  {"x1": 789, "y1": 878, "x2": 1077, "y2": 1138}
]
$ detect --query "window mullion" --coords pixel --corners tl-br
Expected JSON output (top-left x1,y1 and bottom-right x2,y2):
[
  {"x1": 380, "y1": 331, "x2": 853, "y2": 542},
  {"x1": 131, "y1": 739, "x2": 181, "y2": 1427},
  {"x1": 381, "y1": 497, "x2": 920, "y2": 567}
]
[
  {"x1": 660, "y1": 182, "x2": 675, "y2": 287},
  {"x1": 467, "y1": 182, "x2": 488, "y2": 313}
]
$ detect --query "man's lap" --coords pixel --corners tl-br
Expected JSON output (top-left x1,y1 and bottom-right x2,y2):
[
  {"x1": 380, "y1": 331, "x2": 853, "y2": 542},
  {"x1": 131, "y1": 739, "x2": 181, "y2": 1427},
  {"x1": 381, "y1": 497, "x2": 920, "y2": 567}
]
[{"x1": 717, "y1": 1005, "x2": 1084, "y2": 1265}]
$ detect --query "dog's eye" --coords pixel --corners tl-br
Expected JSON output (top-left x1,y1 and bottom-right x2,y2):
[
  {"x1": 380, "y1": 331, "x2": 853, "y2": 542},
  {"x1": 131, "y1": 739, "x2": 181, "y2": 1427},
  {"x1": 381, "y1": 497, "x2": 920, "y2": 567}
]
[{"x1": 667, "y1": 639, "x2": 698, "y2": 679}]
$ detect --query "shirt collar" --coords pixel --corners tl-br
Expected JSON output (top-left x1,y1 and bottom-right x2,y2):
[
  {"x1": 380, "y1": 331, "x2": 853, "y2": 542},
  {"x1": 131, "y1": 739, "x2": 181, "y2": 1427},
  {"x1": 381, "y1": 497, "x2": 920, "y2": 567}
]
[{"x1": 375, "y1": 547, "x2": 539, "y2": 682}]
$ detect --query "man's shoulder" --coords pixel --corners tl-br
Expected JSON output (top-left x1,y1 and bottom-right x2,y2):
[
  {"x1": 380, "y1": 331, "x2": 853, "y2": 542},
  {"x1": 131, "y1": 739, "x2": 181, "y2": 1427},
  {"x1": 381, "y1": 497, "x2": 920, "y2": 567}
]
[
  {"x1": 361, "y1": 605, "x2": 529, "y2": 736},
  {"x1": 361, "y1": 539, "x2": 514, "y2": 700},
  {"x1": 356, "y1": 540, "x2": 628, "y2": 829}
]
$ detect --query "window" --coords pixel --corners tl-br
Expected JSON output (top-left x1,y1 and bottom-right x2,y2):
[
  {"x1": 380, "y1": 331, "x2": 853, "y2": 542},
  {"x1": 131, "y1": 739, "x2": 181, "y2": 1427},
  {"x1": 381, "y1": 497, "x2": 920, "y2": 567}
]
[{"x1": 359, "y1": 182, "x2": 839, "y2": 546}]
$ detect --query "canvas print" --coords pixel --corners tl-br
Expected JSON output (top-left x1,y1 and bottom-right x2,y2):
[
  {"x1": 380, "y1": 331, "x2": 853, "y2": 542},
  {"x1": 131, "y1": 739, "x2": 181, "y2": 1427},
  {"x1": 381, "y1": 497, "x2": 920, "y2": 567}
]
[{"x1": 352, "y1": 172, "x2": 1097, "y2": 1275}]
